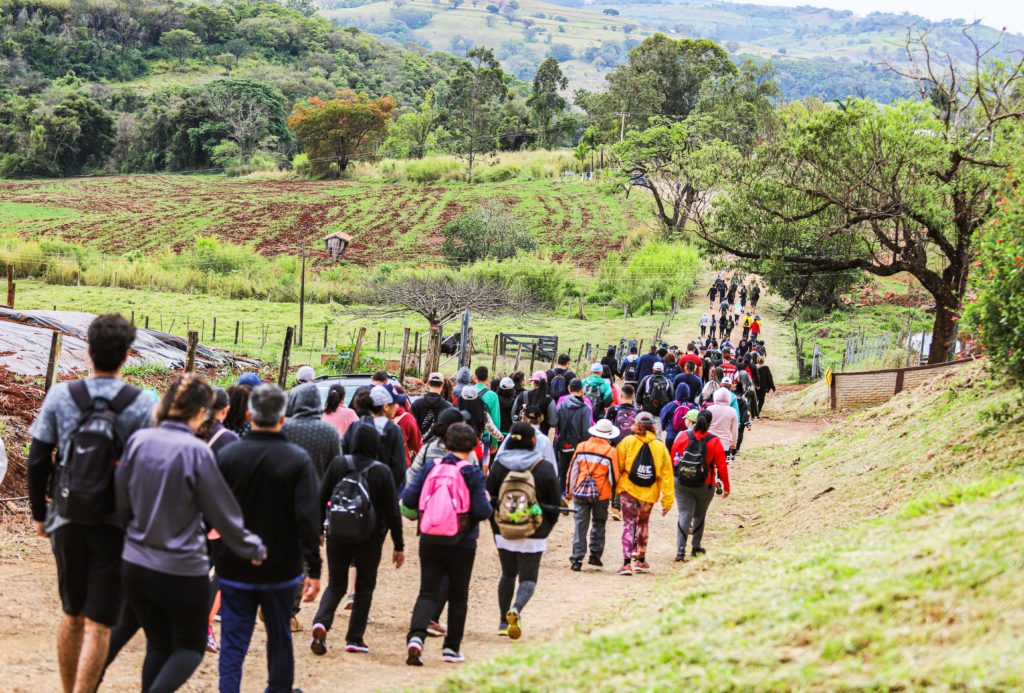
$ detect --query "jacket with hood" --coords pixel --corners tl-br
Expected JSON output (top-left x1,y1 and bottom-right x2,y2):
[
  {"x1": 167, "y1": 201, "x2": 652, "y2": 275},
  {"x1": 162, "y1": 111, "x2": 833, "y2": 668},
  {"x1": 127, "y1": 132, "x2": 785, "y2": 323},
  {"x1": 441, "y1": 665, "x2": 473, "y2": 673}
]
[
  {"x1": 707, "y1": 388, "x2": 739, "y2": 449},
  {"x1": 511, "y1": 390, "x2": 556, "y2": 433},
  {"x1": 555, "y1": 395, "x2": 592, "y2": 452},
  {"x1": 615, "y1": 431, "x2": 675, "y2": 509},
  {"x1": 496, "y1": 389, "x2": 516, "y2": 433},
  {"x1": 566, "y1": 437, "x2": 618, "y2": 501},
  {"x1": 282, "y1": 383, "x2": 342, "y2": 478},
  {"x1": 487, "y1": 446, "x2": 562, "y2": 546},
  {"x1": 474, "y1": 383, "x2": 502, "y2": 442},
  {"x1": 402, "y1": 453, "x2": 491, "y2": 550},
  {"x1": 411, "y1": 392, "x2": 453, "y2": 435},
  {"x1": 495, "y1": 426, "x2": 557, "y2": 475},
  {"x1": 319, "y1": 450, "x2": 404, "y2": 551},
  {"x1": 453, "y1": 367, "x2": 473, "y2": 404},
  {"x1": 342, "y1": 415, "x2": 407, "y2": 488},
  {"x1": 619, "y1": 354, "x2": 640, "y2": 381}
]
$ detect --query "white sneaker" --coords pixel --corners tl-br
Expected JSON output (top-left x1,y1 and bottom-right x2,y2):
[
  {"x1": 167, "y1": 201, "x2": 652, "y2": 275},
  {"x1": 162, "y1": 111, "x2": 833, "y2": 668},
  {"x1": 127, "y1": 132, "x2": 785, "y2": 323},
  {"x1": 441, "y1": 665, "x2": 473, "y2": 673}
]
[{"x1": 441, "y1": 647, "x2": 465, "y2": 663}]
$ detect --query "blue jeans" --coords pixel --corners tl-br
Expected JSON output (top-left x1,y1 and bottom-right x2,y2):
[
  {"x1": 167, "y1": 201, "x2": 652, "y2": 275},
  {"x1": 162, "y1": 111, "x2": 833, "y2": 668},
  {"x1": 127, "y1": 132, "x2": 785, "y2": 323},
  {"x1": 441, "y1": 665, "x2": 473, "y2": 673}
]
[{"x1": 218, "y1": 578, "x2": 299, "y2": 693}]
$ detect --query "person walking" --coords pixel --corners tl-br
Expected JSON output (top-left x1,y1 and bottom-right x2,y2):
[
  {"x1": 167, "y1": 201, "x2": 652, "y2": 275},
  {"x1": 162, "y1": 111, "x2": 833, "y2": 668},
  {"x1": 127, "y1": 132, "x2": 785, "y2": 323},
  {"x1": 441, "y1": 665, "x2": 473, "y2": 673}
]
[
  {"x1": 581, "y1": 363, "x2": 614, "y2": 421},
  {"x1": 750, "y1": 284, "x2": 761, "y2": 309},
  {"x1": 343, "y1": 386, "x2": 407, "y2": 488},
  {"x1": 636, "y1": 361, "x2": 672, "y2": 417},
  {"x1": 310, "y1": 424, "x2": 404, "y2": 656},
  {"x1": 635, "y1": 345, "x2": 661, "y2": 383},
  {"x1": 214, "y1": 383, "x2": 322, "y2": 693},
  {"x1": 28, "y1": 314, "x2": 157, "y2": 693},
  {"x1": 487, "y1": 423, "x2": 561, "y2": 639},
  {"x1": 671, "y1": 410, "x2": 730, "y2": 560},
  {"x1": 545, "y1": 355, "x2": 577, "y2": 401},
  {"x1": 565, "y1": 419, "x2": 619, "y2": 571},
  {"x1": 614, "y1": 413, "x2": 674, "y2": 575},
  {"x1": 751, "y1": 315, "x2": 763, "y2": 342},
  {"x1": 323, "y1": 384, "x2": 359, "y2": 438},
  {"x1": 197, "y1": 388, "x2": 239, "y2": 455},
  {"x1": 511, "y1": 371, "x2": 556, "y2": 435},
  {"x1": 403, "y1": 423, "x2": 492, "y2": 665},
  {"x1": 282, "y1": 384, "x2": 341, "y2": 478},
  {"x1": 495, "y1": 378, "x2": 517, "y2": 434},
  {"x1": 674, "y1": 360, "x2": 703, "y2": 406},
  {"x1": 411, "y1": 372, "x2": 454, "y2": 434},
  {"x1": 554, "y1": 379, "x2": 593, "y2": 495},
  {"x1": 707, "y1": 387, "x2": 740, "y2": 461},
  {"x1": 699, "y1": 313, "x2": 709, "y2": 337},
  {"x1": 756, "y1": 356, "x2": 776, "y2": 413},
  {"x1": 116, "y1": 374, "x2": 266, "y2": 693},
  {"x1": 619, "y1": 346, "x2": 641, "y2": 386},
  {"x1": 600, "y1": 347, "x2": 620, "y2": 381}
]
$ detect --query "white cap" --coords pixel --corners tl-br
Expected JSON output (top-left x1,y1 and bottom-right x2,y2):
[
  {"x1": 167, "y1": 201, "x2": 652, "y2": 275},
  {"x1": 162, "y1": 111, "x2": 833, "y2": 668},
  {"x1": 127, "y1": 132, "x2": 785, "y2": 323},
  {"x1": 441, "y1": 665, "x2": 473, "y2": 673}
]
[
  {"x1": 369, "y1": 385, "x2": 394, "y2": 406},
  {"x1": 296, "y1": 365, "x2": 316, "y2": 383}
]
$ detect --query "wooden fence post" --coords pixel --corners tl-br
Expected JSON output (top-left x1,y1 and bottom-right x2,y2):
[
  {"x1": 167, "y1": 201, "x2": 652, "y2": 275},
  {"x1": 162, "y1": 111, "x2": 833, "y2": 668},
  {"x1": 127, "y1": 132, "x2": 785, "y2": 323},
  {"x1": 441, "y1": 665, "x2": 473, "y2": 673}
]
[
  {"x1": 44, "y1": 331, "x2": 63, "y2": 392},
  {"x1": 529, "y1": 344, "x2": 537, "y2": 374},
  {"x1": 466, "y1": 327, "x2": 474, "y2": 368},
  {"x1": 278, "y1": 327, "x2": 294, "y2": 388},
  {"x1": 212, "y1": 317, "x2": 217, "y2": 342},
  {"x1": 399, "y1": 328, "x2": 411, "y2": 383},
  {"x1": 6, "y1": 264, "x2": 15, "y2": 308},
  {"x1": 144, "y1": 316, "x2": 150, "y2": 330},
  {"x1": 350, "y1": 327, "x2": 366, "y2": 373},
  {"x1": 234, "y1": 321, "x2": 240, "y2": 345},
  {"x1": 491, "y1": 334, "x2": 499, "y2": 374},
  {"x1": 185, "y1": 330, "x2": 199, "y2": 373},
  {"x1": 323, "y1": 323, "x2": 329, "y2": 350},
  {"x1": 513, "y1": 343, "x2": 523, "y2": 372}
]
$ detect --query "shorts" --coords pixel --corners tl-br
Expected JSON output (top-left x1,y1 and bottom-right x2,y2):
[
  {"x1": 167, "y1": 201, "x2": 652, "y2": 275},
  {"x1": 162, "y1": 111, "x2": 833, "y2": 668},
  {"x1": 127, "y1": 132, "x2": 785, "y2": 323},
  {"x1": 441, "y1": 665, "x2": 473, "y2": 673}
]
[{"x1": 51, "y1": 523, "x2": 125, "y2": 627}]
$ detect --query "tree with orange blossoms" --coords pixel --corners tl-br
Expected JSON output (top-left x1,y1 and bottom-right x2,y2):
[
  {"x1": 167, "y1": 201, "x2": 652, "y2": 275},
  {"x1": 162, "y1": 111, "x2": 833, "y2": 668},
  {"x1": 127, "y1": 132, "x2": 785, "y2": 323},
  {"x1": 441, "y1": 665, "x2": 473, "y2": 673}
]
[{"x1": 288, "y1": 90, "x2": 396, "y2": 176}]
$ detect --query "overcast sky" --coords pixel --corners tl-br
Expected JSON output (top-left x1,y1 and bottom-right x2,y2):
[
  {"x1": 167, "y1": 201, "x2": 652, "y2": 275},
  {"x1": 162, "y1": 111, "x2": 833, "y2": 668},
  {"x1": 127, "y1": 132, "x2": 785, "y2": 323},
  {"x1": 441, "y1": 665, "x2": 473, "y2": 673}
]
[{"x1": 753, "y1": 0, "x2": 1023, "y2": 34}]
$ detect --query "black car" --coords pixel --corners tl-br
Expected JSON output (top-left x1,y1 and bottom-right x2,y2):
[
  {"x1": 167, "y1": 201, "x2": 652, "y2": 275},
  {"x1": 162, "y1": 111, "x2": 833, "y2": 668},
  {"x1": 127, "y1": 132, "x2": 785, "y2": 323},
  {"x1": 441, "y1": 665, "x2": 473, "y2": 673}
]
[{"x1": 313, "y1": 373, "x2": 404, "y2": 407}]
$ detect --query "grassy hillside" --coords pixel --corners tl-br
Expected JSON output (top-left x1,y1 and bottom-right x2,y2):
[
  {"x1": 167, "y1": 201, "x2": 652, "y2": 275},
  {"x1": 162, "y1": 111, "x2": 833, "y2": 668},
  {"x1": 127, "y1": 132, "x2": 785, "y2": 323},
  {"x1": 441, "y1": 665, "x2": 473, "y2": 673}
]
[
  {"x1": 0, "y1": 172, "x2": 648, "y2": 264},
  {"x1": 442, "y1": 363, "x2": 1024, "y2": 690}
]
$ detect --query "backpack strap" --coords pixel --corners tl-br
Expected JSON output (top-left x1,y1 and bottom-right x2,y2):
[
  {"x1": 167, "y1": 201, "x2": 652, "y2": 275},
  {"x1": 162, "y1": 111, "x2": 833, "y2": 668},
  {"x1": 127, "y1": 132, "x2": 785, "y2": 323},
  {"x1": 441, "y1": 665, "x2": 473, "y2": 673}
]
[
  {"x1": 527, "y1": 457, "x2": 544, "y2": 473},
  {"x1": 108, "y1": 384, "x2": 142, "y2": 414},
  {"x1": 68, "y1": 379, "x2": 92, "y2": 412},
  {"x1": 206, "y1": 427, "x2": 229, "y2": 449}
]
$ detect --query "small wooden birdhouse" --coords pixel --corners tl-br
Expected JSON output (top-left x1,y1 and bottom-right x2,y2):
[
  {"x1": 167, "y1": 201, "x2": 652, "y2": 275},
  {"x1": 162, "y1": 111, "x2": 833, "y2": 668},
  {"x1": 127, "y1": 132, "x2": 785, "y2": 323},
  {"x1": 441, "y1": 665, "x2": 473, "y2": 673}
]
[{"x1": 323, "y1": 231, "x2": 352, "y2": 262}]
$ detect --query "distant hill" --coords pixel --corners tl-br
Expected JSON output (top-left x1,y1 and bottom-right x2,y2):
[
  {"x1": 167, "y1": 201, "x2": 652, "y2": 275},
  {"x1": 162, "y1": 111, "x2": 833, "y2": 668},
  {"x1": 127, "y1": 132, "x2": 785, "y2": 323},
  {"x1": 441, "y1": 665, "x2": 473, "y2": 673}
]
[{"x1": 322, "y1": 0, "x2": 1024, "y2": 101}]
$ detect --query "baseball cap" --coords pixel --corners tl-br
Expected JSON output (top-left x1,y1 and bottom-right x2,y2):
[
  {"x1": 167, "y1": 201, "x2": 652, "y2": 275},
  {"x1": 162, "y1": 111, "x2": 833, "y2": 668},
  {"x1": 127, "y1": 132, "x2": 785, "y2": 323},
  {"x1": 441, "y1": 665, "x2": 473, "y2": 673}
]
[
  {"x1": 460, "y1": 384, "x2": 479, "y2": 400},
  {"x1": 590, "y1": 363, "x2": 603, "y2": 373},
  {"x1": 369, "y1": 385, "x2": 394, "y2": 406},
  {"x1": 237, "y1": 373, "x2": 261, "y2": 387},
  {"x1": 499, "y1": 377, "x2": 515, "y2": 390},
  {"x1": 635, "y1": 411, "x2": 656, "y2": 424},
  {"x1": 427, "y1": 371, "x2": 444, "y2": 385},
  {"x1": 530, "y1": 370, "x2": 547, "y2": 382},
  {"x1": 295, "y1": 365, "x2": 316, "y2": 383},
  {"x1": 722, "y1": 375, "x2": 734, "y2": 385},
  {"x1": 685, "y1": 409, "x2": 699, "y2": 423},
  {"x1": 653, "y1": 362, "x2": 665, "y2": 372},
  {"x1": 437, "y1": 408, "x2": 465, "y2": 426}
]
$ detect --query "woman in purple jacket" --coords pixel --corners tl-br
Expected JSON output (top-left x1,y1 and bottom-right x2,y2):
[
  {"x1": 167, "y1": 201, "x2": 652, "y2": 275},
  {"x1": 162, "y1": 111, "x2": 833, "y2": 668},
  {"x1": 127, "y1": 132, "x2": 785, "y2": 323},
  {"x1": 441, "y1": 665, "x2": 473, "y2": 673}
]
[{"x1": 115, "y1": 374, "x2": 265, "y2": 693}]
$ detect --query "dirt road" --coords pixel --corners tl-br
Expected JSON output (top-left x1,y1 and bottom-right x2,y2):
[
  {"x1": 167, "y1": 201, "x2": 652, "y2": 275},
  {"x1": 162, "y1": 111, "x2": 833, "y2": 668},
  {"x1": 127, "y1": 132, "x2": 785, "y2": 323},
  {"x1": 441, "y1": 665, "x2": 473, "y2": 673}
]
[{"x1": 0, "y1": 412, "x2": 825, "y2": 693}]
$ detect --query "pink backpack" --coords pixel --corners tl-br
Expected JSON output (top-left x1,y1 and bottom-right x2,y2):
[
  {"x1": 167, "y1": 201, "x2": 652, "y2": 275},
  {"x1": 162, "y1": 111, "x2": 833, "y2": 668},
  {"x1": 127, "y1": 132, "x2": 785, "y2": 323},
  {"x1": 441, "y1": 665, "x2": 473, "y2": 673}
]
[{"x1": 418, "y1": 459, "x2": 471, "y2": 544}]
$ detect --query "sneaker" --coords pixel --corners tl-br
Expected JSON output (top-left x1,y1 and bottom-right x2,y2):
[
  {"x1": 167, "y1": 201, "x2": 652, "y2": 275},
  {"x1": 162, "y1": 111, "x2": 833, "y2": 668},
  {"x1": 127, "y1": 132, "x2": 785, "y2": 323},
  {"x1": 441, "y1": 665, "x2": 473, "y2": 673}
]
[
  {"x1": 634, "y1": 561, "x2": 651, "y2": 573},
  {"x1": 675, "y1": 552, "x2": 687, "y2": 563},
  {"x1": 310, "y1": 624, "x2": 327, "y2": 656},
  {"x1": 570, "y1": 561, "x2": 582, "y2": 572},
  {"x1": 693, "y1": 547, "x2": 707, "y2": 557},
  {"x1": 406, "y1": 639, "x2": 423, "y2": 666},
  {"x1": 506, "y1": 609, "x2": 521, "y2": 641},
  {"x1": 715, "y1": 480, "x2": 724, "y2": 496},
  {"x1": 343, "y1": 594, "x2": 354, "y2": 611},
  {"x1": 426, "y1": 620, "x2": 447, "y2": 637},
  {"x1": 587, "y1": 556, "x2": 603, "y2": 567},
  {"x1": 290, "y1": 617, "x2": 303, "y2": 633},
  {"x1": 441, "y1": 648, "x2": 465, "y2": 663},
  {"x1": 610, "y1": 507, "x2": 622, "y2": 522},
  {"x1": 617, "y1": 564, "x2": 633, "y2": 576},
  {"x1": 206, "y1": 627, "x2": 219, "y2": 654},
  {"x1": 345, "y1": 642, "x2": 369, "y2": 654},
  {"x1": 498, "y1": 624, "x2": 509, "y2": 637}
]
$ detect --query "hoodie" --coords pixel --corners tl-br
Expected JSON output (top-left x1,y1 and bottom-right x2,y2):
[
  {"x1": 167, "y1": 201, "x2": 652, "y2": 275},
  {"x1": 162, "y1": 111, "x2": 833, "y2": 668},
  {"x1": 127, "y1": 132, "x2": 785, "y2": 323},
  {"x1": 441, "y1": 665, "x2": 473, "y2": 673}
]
[
  {"x1": 615, "y1": 431, "x2": 674, "y2": 509},
  {"x1": 580, "y1": 375, "x2": 613, "y2": 412},
  {"x1": 453, "y1": 367, "x2": 472, "y2": 402},
  {"x1": 707, "y1": 387, "x2": 739, "y2": 450},
  {"x1": 495, "y1": 426, "x2": 557, "y2": 474},
  {"x1": 281, "y1": 383, "x2": 342, "y2": 477},
  {"x1": 555, "y1": 395, "x2": 592, "y2": 452},
  {"x1": 486, "y1": 447, "x2": 562, "y2": 546}
]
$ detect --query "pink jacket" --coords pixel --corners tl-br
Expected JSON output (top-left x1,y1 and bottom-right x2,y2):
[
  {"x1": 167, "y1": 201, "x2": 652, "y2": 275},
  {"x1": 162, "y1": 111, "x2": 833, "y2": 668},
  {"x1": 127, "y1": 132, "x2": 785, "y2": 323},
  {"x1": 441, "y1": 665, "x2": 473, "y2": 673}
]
[{"x1": 706, "y1": 387, "x2": 738, "y2": 449}]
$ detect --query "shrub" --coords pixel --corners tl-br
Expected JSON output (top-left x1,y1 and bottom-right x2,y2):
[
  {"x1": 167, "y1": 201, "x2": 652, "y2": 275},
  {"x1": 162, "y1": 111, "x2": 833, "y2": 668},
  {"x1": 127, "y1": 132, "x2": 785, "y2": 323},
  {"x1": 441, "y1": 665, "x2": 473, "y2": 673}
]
[{"x1": 441, "y1": 203, "x2": 538, "y2": 266}]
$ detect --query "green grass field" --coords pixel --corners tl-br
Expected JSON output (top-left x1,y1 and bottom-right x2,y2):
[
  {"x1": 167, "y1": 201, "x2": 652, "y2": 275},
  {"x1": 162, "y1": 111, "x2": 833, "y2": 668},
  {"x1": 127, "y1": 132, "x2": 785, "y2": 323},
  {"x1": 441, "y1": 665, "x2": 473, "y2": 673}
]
[{"x1": 0, "y1": 174, "x2": 647, "y2": 265}]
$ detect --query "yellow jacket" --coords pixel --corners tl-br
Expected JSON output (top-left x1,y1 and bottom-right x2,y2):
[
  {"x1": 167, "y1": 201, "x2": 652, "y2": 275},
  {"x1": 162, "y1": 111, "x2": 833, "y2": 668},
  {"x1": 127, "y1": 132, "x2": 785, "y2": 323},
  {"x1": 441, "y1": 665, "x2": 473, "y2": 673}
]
[
  {"x1": 741, "y1": 315, "x2": 753, "y2": 329},
  {"x1": 615, "y1": 431, "x2": 675, "y2": 510}
]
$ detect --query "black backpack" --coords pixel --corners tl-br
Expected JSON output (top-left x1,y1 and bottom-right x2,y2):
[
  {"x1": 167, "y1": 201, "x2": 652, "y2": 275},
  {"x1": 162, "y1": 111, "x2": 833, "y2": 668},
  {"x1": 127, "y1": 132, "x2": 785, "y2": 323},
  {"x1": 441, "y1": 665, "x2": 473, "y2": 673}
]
[
  {"x1": 627, "y1": 442, "x2": 657, "y2": 487},
  {"x1": 622, "y1": 359, "x2": 639, "y2": 383},
  {"x1": 648, "y1": 375, "x2": 671, "y2": 411},
  {"x1": 675, "y1": 431, "x2": 710, "y2": 488},
  {"x1": 549, "y1": 371, "x2": 568, "y2": 400},
  {"x1": 54, "y1": 381, "x2": 141, "y2": 525},
  {"x1": 327, "y1": 456, "x2": 380, "y2": 543}
]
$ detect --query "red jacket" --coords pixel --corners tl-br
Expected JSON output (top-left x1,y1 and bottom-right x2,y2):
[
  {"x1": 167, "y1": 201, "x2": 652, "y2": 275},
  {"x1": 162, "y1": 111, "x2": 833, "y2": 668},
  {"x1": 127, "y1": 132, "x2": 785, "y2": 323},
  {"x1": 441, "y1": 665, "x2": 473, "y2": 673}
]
[
  {"x1": 392, "y1": 409, "x2": 423, "y2": 467},
  {"x1": 670, "y1": 430, "x2": 729, "y2": 493}
]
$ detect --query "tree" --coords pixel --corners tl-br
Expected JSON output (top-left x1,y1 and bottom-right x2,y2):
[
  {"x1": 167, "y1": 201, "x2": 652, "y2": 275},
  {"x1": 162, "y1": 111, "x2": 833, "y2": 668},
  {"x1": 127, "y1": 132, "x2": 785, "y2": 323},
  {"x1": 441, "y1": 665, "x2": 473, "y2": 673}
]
[
  {"x1": 352, "y1": 269, "x2": 541, "y2": 373},
  {"x1": 381, "y1": 91, "x2": 439, "y2": 158},
  {"x1": 160, "y1": 29, "x2": 201, "y2": 67},
  {"x1": 215, "y1": 53, "x2": 238, "y2": 74},
  {"x1": 528, "y1": 57, "x2": 568, "y2": 147},
  {"x1": 441, "y1": 203, "x2": 538, "y2": 266},
  {"x1": 701, "y1": 33, "x2": 1024, "y2": 364},
  {"x1": 52, "y1": 93, "x2": 116, "y2": 174},
  {"x1": 202, "y1": 79, "x2": 289, "y2": 161},
  {"x1": 693, "y1": 58, "x2": 780, "y2": 152},
  {"x1": 441, "y1": 47, "x2": 509, "y2": 181},
  {"x1": 288, "y1": 90, "x2": 396, "y2": 176}
]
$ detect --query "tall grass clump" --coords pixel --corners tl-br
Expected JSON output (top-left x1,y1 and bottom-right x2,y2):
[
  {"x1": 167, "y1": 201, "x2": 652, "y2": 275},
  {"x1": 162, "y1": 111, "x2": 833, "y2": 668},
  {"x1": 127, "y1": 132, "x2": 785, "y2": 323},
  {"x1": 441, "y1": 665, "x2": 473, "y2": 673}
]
[
  {"x1": 350, "y1": 150, "x2": 584, "y2": 183},
  {"x1": 592, "y1": 240, "x2": 701, "y2": 313}
]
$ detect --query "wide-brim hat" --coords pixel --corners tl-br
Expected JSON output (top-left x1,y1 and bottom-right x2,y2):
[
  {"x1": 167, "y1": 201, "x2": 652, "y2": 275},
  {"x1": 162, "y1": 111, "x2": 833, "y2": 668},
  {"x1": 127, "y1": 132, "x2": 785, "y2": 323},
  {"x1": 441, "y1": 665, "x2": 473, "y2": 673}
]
[{"x1": 588, "y1": 419, "x2": 620, "y2": 439}]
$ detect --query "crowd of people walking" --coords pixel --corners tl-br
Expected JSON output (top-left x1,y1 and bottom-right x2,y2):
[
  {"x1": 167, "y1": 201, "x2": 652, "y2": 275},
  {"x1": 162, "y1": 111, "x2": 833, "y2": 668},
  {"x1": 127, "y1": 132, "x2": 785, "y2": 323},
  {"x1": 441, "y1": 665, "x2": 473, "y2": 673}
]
[{"x1": 27, "y1": 287, "x2": 776, "y2": 690}]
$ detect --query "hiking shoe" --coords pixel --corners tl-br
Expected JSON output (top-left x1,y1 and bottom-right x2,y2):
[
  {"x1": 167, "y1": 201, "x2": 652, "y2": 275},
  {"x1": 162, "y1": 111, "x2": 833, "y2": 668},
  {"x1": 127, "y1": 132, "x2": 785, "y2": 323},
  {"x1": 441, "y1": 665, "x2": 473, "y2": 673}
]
[
  {"x1": 310, "y1": 624, "x2": 327, "y2": 656},
  {"x1": 675, "y1": 552, "x2": 687, "y2": 563},
  {"x1": 290, "y1": 617, "x2": 303, "y2": 633},
  {"x1": 617, "y1": 564, "x2": 633, "y2": 576},
  {"x1": 634, "y1": 561, "x2": 651, "y2": 574},
  {"x1": 406, "y1": 639, "x2": 423, "y2": 666},
  {"x1": 206, "y1": 626, "x2": 219, "y2": 654},
  {"x1": 343, "y1": 594, "x2": 354, "y2": 611},
  {"x1": 441, "y1": 648, "x2": 465, "y2": 663},
  {"x1": 587, "y1": 556, "x2": 603, "y2": 567},
  {"x1": 345, "y1": 642, "x2": 369, "y2": 654},
  {"x1": 693, "y1": 547, "x2": 707, "y2": 557},
  {"x1": 426, "y1": 620, "x2": 447, "y2": 637},
  {"x1": 506, "y1": 609, "x2": 521, "y2": 641},
  {"x1": 570, "y1": 561, "x2": 582, "y2": 572}
]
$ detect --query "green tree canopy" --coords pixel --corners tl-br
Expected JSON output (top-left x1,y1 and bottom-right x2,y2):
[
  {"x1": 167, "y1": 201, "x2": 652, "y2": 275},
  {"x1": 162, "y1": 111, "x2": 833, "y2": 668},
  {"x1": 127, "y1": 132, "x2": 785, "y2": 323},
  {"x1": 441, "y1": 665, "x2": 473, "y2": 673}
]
[
  {"x1": 439, "y1": 46, "x2": 510, "y2": 180},
  {"x1": 527, "y1": 57, "x2": 568, "y2": 147}
]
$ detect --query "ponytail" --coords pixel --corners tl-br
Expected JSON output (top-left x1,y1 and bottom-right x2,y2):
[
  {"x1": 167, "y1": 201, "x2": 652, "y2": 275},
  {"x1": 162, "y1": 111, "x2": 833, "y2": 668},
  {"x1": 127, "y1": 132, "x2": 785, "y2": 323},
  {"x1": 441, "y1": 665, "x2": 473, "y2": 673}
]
[
  {"x1": 325, "y1": 384, "x2": 345, "y2": 414},
  {"x1": 695, "y1": 410, "x2": 712, "y2": 434}
]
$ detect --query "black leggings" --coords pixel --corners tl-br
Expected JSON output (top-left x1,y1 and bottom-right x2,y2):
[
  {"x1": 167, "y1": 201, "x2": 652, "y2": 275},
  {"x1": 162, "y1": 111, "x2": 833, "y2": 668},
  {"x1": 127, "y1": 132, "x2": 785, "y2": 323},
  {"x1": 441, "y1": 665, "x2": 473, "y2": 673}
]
[
  {"x1": 407, "y1": 542, "x2": 475, "y2": 651},
  {"x1": 497, "y1": 549, "x2": 542, "y2": 623},
  {"x1": 313, "y1": 536, "x2": 384, "y2": 643},
  {"x1": 122, "y1": 561, "x2": 207, "y2": 693}
]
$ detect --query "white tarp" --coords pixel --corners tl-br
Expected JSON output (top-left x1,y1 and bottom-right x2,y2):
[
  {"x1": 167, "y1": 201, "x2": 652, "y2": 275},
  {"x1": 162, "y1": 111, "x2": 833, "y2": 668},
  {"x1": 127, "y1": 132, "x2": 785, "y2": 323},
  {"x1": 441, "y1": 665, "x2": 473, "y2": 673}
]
[{"x1": 0, "y1": 308, "x2": 255, "y2": 376}]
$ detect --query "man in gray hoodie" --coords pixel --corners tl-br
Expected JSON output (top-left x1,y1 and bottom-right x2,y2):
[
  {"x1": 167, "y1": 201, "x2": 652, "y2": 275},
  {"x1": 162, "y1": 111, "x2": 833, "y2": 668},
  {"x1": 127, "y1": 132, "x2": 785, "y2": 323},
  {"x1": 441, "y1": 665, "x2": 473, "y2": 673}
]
[
  {"x1": 282, "y1": 383, "x2": 341, "y2": 478},
  {"x1": 554, "y1": 379, "x2": 593, "y2": 495}
]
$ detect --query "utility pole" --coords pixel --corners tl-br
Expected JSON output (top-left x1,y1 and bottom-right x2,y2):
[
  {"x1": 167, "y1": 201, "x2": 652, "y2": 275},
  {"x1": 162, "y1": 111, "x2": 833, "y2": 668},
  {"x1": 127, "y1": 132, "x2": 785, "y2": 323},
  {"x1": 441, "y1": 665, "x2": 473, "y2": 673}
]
[
  {"x1": 298, "y1": 241, "x2": 307, "y2": 347},
  {"x1": 614, "y1": 112, "x2": 628, "y2": 141}
]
